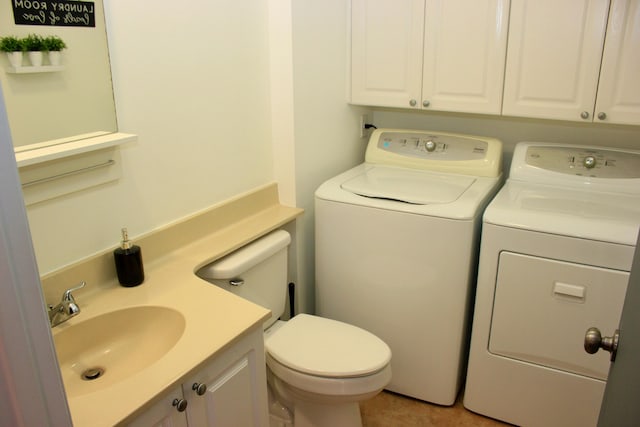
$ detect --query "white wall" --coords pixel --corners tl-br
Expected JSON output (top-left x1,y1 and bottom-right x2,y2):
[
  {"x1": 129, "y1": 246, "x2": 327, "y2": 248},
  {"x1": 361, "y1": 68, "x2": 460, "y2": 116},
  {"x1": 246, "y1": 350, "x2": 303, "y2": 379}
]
[
  {"x1": 23, "y1": 0, "x2": 640, "y2": 309},
  {"x1": 290, "y1": 0, "x2": 370, "y2": 314},
  {"x1": 27, "y1": 0, "x2": 276, "y2": 275}
]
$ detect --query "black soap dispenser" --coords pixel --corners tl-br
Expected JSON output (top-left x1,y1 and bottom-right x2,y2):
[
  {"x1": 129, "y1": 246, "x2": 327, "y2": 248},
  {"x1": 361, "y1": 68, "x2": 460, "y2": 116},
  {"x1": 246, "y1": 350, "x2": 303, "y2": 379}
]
[{"x1": 114, "y1": 228, "x2": 145, "y2": 287}]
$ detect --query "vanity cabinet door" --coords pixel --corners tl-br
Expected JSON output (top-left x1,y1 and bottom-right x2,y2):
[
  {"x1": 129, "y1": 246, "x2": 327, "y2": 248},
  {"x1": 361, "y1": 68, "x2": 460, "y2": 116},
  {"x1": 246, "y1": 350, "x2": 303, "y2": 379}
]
[
  {"x1": 124, "y1": 386, "x2": 188, "y2": 427},
  {"x1": 182, "y1": 327, "x2": 269, "y2": 427},
  {"x1": 502, "y1": 0, "x2": 610, "y2": 121},
  {"x1": 594, "y1": 0, "x2": 640, "y2": 125}
]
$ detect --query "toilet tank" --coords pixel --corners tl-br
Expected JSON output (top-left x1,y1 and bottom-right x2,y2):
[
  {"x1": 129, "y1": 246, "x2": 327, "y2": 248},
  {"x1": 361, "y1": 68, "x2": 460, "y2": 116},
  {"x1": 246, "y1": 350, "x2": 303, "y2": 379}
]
[{"x1": 197, "y1": 230, "x2": 291, "y2": 329}]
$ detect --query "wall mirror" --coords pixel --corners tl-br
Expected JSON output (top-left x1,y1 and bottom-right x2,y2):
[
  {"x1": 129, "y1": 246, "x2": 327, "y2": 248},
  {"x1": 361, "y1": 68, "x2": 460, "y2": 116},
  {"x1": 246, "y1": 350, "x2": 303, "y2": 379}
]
[{"x1": 0, "y1": 0, "x2": 117, "y2": 151}]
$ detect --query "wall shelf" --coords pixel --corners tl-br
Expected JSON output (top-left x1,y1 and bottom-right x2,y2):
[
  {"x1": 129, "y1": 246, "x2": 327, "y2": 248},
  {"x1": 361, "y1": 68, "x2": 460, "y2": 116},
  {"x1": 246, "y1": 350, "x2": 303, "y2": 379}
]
[
  {"x1": 15, "y1": 132, "x2": 137, "y2": 205},
  {"x1": 6, "y1": 65, "x2": 65, "y2": 74},
  {"x1": 14, "y1": 132, "x2": 137, "y2": 168}
]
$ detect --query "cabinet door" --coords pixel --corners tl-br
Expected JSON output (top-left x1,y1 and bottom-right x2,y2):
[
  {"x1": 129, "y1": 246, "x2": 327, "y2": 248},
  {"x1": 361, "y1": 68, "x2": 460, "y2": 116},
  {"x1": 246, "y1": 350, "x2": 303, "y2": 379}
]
[
  {"x1": 502, "y1": 0, "x2": 610, "y2": 121},
  {"x1": 183, "y1": 328, "x2": 268, "y2": 427},
  {"x1": 594, "y1": 0, "x2": 640, "y2": 125},
  {"x1": 422, "y1": 0, "x2": 510, "y2": 114},
  {"x1": 351, "y1": 0, "x2": 425, "y2": 108},
  {"x1": 124, "y1": 386, "x2": 188, "y2": 427}
]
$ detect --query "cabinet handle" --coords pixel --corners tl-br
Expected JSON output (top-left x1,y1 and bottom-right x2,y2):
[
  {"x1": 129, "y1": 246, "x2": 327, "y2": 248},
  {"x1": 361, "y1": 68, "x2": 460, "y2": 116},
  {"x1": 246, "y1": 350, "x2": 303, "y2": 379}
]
[
  {"x1": 580, "y1": 111, "x2": 590, "y2": 119},
  {"x1": 192, "y1": 382, "x2": 207, "y2": 396},
  {"x1": 172, "y1": 398, "x2": 188, "y2": 412},
  {"x1": 422, "y1": 100, "x2": 430, "y2": 108},
  {"x1": 597, "y1": 112, "x2": 607, "y2": 120},
  {"x1": 409, "y1": 99, "x2": 417, "y2": 107}
]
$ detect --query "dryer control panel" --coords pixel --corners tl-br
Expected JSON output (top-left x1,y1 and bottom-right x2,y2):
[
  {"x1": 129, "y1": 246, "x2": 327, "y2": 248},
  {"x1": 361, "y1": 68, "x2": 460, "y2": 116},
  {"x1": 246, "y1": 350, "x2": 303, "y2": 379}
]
[
  {"x1": 365, "y1": 129, "x2": 503, "y2": 178},
  {"x1": 510, "y1": 143, "x2": 640, "y2": 194},
  {"x1": 525, "y1": 145, "x2": 640, "y2": 179}
]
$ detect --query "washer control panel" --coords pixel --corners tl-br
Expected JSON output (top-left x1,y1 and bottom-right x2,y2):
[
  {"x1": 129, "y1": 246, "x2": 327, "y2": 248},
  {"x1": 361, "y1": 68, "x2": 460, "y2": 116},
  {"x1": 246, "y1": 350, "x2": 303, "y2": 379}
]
[
  {"x1": 524, "y1": 145, "x2": 640, "y2": 179},
  {"x1": 364, "y1": 129, "x2": 503, "y2": 178},
  {"x1": 375, "y1": 131, "x2": 488, "y2": 161}
]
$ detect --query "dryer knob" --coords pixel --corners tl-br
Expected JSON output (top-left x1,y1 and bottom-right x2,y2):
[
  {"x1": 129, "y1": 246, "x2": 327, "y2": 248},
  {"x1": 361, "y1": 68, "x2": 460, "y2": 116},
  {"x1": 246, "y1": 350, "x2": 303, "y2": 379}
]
[
  {"x1": 425, "y1": 140, "x2": 436, "y2": 152},
  {"x1": 583, "y1": 156, "x2": 597, "y2": 169}
]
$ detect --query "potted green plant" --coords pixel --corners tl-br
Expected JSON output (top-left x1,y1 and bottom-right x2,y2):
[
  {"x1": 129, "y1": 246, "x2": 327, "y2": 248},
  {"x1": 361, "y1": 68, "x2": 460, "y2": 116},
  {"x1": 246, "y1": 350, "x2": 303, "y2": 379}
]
[
  {"x1": 22, "y1": 34, "x2": 45, "y2": 66},
  {"x1": 0, "y1": 35, "x2": 24, "y2": 68},
  {"x1": 43, "y1": 35, "x2": 66, "y2": 66}
]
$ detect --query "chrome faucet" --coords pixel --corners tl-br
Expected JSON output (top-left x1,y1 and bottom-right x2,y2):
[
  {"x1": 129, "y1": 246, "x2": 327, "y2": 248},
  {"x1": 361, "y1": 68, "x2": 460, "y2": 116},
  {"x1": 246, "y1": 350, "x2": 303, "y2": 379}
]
[{"x1": 48, "y1": 281, "x2": 86, "y2": 327}]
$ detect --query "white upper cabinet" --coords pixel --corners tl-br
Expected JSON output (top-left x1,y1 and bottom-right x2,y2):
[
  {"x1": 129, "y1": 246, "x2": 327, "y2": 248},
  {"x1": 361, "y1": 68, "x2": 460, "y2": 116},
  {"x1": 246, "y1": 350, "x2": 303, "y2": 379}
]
[
  {"x1": 504, "y1": 0, "x2": 640, "y2": 125},
  {"x1": 350, "y1": 0, "x2": 425, "y2": 109},
  {"x1": 503, "y1": 0, "x2": 610, "y2": 122},
  {"x1": 594, "y1": 0, "x2": 640, "y2": 125},
  {"x1": 422, "y1": 0, "x2": 510, "y2": 114},
  {"x1": 351, "y1": 0, "x2": 639, "y2": 125},
  {"x1": 351, "y1": 0, "x2": 510, "y2": 114}
]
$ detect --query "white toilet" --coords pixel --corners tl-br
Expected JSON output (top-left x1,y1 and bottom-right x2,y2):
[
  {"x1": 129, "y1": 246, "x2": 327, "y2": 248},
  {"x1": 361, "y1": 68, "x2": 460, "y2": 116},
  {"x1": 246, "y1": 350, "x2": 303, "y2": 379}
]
[{"x1": 197, "y1": 230, "x2": 391, "y2": 427}]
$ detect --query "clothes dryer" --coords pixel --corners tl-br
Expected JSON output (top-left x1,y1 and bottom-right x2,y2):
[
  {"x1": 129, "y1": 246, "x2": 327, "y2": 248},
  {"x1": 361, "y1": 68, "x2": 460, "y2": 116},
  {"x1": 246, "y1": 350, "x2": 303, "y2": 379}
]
[
  {"x1": 315, "y1": 129, "x2": 503, "y2": 405},
  {"x1": 464, "y1": 143, "x2": 640, "y2": 427}
]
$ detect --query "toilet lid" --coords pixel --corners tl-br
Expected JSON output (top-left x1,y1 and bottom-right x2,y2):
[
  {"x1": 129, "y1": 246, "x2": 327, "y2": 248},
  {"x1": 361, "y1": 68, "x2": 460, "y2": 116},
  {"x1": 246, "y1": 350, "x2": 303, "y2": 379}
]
[{"x1": 265, "y1": 314, "x2": 391, "y2": 378}]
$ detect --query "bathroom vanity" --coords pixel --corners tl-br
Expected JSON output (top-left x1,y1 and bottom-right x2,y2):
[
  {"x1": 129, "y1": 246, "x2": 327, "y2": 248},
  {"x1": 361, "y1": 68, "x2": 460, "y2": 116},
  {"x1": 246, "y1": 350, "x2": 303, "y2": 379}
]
[
  {"x1": 126, "y1": 327, "x2": 266, "y2": 427},
  {"x1": 42, "y1": 184, "x2": 302, "y2": 426}
]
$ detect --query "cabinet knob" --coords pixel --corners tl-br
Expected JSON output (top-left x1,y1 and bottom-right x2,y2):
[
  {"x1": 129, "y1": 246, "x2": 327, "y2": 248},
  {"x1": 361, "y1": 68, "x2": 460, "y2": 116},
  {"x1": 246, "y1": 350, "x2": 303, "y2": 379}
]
[
  {"x1": 580, "y1": 111, "x2": 590, "y2": 119},
  {"x1": 192, "y1": 382, "x2": 207, "y2": 396},
  {"x1": 172, "y1": 398, "x2": 188, "y2": 412},
  {"x1": 422, "y1": 100, "x2": 430, "y2": 108},
  {"x1": 409, "y1": 99, "x2": 417, "y2": 107},
  {"x1": 597, "y1": 112, "x2": 607, "y2": 120}
]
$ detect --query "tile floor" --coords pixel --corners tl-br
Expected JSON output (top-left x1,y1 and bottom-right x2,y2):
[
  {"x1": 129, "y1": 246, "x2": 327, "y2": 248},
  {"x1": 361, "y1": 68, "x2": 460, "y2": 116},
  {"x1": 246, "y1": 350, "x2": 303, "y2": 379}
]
[{"x1": 360, "y1": 390, "x2": 514, "y2": 427}]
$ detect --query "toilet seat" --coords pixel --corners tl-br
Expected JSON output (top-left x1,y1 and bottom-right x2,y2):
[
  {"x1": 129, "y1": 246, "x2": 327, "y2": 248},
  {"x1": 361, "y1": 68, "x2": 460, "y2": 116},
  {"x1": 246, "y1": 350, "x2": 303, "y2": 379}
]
[
  {"x1": 265, "y1": 314, "x2": 391, "y2": 378},
  {"x1": 266, "y1": 352, "x2": 392, "y2": 398}
]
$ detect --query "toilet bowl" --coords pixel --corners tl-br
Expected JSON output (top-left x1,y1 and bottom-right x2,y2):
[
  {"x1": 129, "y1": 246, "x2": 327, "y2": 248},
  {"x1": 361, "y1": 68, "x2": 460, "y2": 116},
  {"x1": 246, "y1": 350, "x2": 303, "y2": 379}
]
[
  {"x1": 265, "y1": 315, "x2": 391, "y2": 426},
  {"x1": 197, "y1": 230, "x2": 391, "y2": 427}
]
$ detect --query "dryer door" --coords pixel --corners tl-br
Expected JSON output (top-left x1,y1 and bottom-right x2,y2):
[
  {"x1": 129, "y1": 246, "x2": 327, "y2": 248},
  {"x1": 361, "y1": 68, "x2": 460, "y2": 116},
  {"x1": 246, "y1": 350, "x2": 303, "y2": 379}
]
[{"x1": 489, "y1": 252, "x2": 629, "y2": 380}]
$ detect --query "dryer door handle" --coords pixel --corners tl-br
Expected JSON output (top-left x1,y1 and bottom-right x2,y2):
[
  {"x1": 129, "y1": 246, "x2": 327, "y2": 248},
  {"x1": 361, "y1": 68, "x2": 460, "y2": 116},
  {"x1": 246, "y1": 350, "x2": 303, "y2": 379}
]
[{"x1": 584, "y1": 327, "x2": 619, "y2": 362}]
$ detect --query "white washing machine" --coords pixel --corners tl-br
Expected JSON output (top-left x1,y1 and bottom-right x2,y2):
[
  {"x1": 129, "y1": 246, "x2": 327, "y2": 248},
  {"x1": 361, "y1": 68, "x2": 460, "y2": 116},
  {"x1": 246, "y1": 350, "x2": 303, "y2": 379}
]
[
  {"x1": 315, "y1": 128, "x2": 503, "y2": 405},
  {"x1": 464, "y1": 143, "x2": 640, "y2": 427}
]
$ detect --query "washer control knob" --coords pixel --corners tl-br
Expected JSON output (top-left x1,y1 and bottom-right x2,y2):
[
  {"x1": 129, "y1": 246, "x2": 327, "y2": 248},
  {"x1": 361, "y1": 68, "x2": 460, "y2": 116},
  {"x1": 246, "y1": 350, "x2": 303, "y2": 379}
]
[
  {"x1": 425, "y1": 140, "x2": 436, "y2": 152},
  {"x1": 422, "y1": 100, "x2": 430, "y2": 108},
  {"x1": 583, "y1": 156, "x2": 597, "y2": 169},
  {"x1": 580, "y1": 111, "x2": 590, "y2": 119},
  {"x1": 409, "y1": 99, "x2": 417, "y2": 107}
]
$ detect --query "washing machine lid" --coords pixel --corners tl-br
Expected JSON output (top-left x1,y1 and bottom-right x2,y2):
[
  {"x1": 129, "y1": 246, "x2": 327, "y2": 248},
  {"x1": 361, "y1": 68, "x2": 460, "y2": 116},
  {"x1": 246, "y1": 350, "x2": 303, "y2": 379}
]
[
  {"x1": 341, "y1": 165, "x2": 475, "y2": 205},
  {"x1": 265, "y1": 314, "x2": 391, "y2": 378}
]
